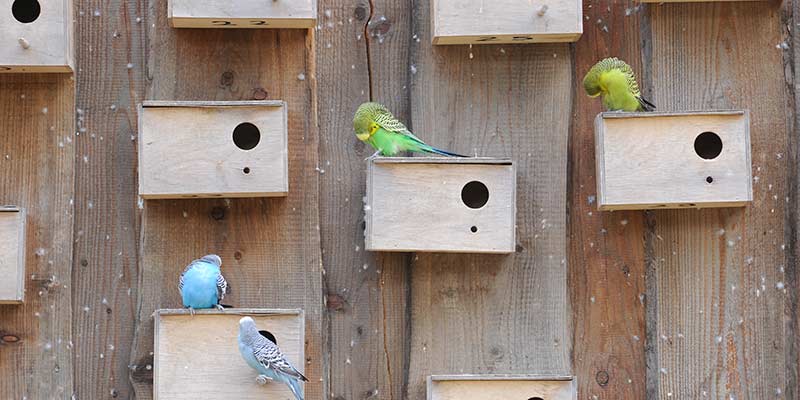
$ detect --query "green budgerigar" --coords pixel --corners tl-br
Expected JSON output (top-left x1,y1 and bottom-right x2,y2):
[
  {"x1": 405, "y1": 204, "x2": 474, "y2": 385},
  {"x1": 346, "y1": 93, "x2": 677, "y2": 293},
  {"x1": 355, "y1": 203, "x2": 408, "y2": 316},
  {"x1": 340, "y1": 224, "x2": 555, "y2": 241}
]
[
  {"x1": 353, "y1": 102, "x2": 466, "y2": 158},
  {"x1": 583, "y1": 57, "x2": 655, "y2": 112}
]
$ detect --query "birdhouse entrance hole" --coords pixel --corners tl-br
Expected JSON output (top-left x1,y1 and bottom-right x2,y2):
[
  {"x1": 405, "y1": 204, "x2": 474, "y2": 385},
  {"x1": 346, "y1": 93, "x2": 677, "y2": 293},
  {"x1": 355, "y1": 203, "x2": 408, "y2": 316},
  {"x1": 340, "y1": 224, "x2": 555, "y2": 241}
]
[
  {"x1": 259, "y1": 329, "x2": 277, "y2": 345},
  {"x1": 233, "y1": 122, "x2": 261, "y2": 150},
  {"x1": 528, "y1": 397, "x2": 545, "y2": 400},
  {"x1": 12, "y1": 0, "x2": 40, "y2": 23},
  {"x1": 461, "y1": 180, "x2": 489, "y2": 209},
  {"x1": 694, "y1": 131, "x2": 723, "y2": 160}
]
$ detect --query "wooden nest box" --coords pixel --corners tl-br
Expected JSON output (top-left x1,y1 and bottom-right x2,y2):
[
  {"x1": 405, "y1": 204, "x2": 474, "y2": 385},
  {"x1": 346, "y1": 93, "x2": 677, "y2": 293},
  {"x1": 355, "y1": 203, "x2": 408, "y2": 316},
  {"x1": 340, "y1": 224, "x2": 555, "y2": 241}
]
[
  {"x1": 594, "y1": 111, "x2": 752, "y2": 211},
  {"x1": 154, "y1": 308, "x2": 305, "y2": 400},
  {"x1": 168, "y1": 0, "x2": 317, "y2": 29},
  {"x1": 365, "y1": 157, "x2": 516, "y2": 254},
  {"x1": 0, "y1": 206, "x2": 26, "y2": 303},
  {"x1": 0, "y1": 0, "x2": 73, "y2": 72},
  {"x1": 428, "y1": 375, "x2": 577, "y2": 400},
  {"x1": 431, "y1": 0, "x2": 582, "y2": 45},
  {"x1": 138, "y1": 101, "x2": 289, "y2": 199}
]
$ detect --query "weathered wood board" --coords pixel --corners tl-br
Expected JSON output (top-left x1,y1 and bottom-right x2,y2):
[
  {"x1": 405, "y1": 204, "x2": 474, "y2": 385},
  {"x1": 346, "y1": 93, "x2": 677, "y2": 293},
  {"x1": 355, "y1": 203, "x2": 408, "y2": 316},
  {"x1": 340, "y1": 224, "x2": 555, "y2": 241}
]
[
  {"x1": 0, "y1": 74, "x2": 75, "y2": 399},
  {"x1": 428, "y1": 375, "x2": 576, "y2": 400},
  {"x1": 648, "y1": 2, "x2": 791, "y2": 398},
  {"x1": 168, "y1": 0, "x2": 317, "y2": 29},
  {"x1": 128, "y1": 2, "x2": 321, "y2": 400},
  {"x1": 0, "y1": 0, "x2": 73, "y2": 72},
  {"x1": 366, "y1": 158, "x2": 516, "y2": 254},
  {"x1": 154, "y1": 309, "x2": 304, "y2": 400},
  {"x1": 0, "y1": 206, "x2": 26, "y2": 303},
  {"x1": 595, "y1": 111, "x2": 752, "y2": 210},
  {"x1": 431, "y1": 0, "x2": 582, "y2": 44},
  {"x1": 138, "y1": 101, "x2": 289, "y2": 199},
  {"x1": 407, "y1": 0, "x2": 572, "y2": 397}
]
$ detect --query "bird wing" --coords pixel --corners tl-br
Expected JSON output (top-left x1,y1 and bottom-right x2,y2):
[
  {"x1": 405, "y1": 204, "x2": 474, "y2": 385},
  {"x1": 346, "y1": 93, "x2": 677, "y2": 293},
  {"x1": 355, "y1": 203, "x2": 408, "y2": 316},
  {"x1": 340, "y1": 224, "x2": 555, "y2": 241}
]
[
  {"x1": 253, "y1": 339, "x2": 309, "y2": 382},
  {"x1": 373, "y1": 108, "x2": 413, "y2": 136},
  {"x1": 216, "y1": 273, "x2": 229, "y2": 302}
]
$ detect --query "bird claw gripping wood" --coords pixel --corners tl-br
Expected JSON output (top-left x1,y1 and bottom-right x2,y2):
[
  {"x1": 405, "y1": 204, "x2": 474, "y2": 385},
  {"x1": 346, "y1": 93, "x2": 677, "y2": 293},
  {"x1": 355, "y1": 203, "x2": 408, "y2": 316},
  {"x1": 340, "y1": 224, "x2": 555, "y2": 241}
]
[{"x1": 255, "y1": 374, "x2": 273, "y2": 385}]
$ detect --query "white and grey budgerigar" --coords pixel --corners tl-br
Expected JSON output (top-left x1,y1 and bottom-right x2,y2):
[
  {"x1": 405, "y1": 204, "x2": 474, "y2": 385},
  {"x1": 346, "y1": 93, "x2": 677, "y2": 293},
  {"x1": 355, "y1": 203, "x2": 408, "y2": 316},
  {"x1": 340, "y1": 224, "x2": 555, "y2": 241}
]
[
  {"x1": 178, "y1": 254, "x2": 230, "y2": 311},
  {"x1": 238, "y1": 316, "x2": 308, "y2": 400}
]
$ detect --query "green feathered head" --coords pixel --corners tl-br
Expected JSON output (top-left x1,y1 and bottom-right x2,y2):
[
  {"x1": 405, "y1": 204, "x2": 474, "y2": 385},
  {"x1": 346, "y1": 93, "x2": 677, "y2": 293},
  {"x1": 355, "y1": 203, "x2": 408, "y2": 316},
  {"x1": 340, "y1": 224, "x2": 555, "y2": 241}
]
[
  {"x1": 353, "y1": 102, "x2": 386, "y2": 141},
  {"x1": 583, "y1": 57, "x2": 641, "y2": 98}
]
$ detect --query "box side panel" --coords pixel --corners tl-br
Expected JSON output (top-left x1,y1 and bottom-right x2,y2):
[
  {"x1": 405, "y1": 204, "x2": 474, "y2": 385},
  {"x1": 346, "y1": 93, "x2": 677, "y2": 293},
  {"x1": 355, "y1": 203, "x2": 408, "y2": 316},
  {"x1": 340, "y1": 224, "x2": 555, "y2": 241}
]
[
  {"x1": 368, "y1": 163, "x2": 515, "y2": 253},
  {"x1": 155, "y1": 313, "x2": 304, "y2": 399},
  {"x1": 139, "y1": 105, "x2": 288, "y2": 198}
]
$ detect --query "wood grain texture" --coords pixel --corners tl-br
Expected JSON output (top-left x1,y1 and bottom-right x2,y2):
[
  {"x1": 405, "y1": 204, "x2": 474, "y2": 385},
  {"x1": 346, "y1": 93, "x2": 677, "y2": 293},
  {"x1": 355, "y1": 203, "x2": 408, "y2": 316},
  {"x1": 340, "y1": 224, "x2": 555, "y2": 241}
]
[
  {"x1": 71, "y1": 1, "x2": 146, "y2": 398},
  {"x1": 366, "y1": 158, "x2": 516, "y2": 253},
  {"x1": 154, "y1": 309, "x2": 304, "y2": 400},
  {"x1": 315, "y1": 1, "x2": 413, "y2": 399},
  {"x1": 169, "y1": 0, "x2": 316, "y2": 29},
  {"x1": 0, "y1": 0, "x2": 73, "y2": 72},
  {"x1": 431, "y1": 0, "x2": 582, "y2": 44},
  {"x1": 787, "y1": 0, "x2": 799, "y2": 398},
  {"x1": 0, "y1": 207, "x2": 25, "y2": 303},
  {"x1": 0, "y1": 74, "x2": 75, "y2": 399},
  {"x1": 596, "y1": 111, "x2": 752, "y2": 210},
  {"x1": 569, "y1": 0, "x2": 648, "y2": 398},
  {"x1": 138, "y1": 101, "x2": 289, "y2": 198},
  {"x1": 407, "y1": 0, "x2": 572, "y2": 397},
  {"x1": 428, "y1": 375, "x2": 576, "y2": 400},
  {"x1": 648, "y1": 2, "x2": 790, "y2": 398},
  {"x1": 129, "y1": 2, "x2": 321, "y2": 399}
]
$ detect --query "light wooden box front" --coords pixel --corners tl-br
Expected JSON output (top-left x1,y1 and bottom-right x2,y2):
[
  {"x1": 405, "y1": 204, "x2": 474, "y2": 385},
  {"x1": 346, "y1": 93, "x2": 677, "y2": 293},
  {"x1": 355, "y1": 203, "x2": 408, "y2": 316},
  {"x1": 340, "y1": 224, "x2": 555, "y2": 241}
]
[
  {"x1": 0, "y1": 0, "x2": 73, "y2": 72},
  {"x1": 168, "y1": 0, "x2": 316, "y2": 29},
  {"x1": 595, "y1": 111, "x2": 752, "y2": 211},
  {"x1": 432, "y1": 0, "x2": 582, "y2": 45},
  {"x1": 366, "y1": 158, "x2": 516, "y2": 254},
  {"x1": 154, "y1": 309, "x2": 305, "y2": 400},
  {"x1": 138, "y1": 101, "x2": 288, "y2": 199},
  {"x1": 0, "y1": 206, "x2": 25, "y2": 303},
  {"x1": 428, "y1": 375, "x2": 576, "y2": 400}
]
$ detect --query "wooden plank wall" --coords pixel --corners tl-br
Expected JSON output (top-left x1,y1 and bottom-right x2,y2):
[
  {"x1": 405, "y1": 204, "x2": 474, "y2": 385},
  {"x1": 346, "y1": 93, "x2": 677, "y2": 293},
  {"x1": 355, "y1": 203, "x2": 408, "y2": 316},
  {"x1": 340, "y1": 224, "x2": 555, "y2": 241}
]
[{"x1": 0, "y1": 0, "x2": 796, "y2": 399}]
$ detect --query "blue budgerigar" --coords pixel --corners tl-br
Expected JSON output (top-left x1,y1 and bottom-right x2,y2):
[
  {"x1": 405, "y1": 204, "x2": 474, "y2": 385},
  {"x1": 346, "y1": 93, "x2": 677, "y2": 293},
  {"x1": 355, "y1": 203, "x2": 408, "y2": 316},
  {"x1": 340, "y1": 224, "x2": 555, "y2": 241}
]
[
  {"x1": 178, "y1": 254, "x2": 230, "y2": 311},
  {"x1": 238, "y1": 316, "x2": 308, "y2": 400}
]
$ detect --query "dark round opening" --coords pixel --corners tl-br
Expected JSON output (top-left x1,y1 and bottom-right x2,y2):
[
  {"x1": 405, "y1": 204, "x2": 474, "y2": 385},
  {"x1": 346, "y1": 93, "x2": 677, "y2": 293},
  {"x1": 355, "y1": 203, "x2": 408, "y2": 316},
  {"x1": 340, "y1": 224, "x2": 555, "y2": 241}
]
[
  {"x1": 232, "y1": 122, "x2": 260, "y2": 150},
  {"x1": 470, "y1": 226, "x2": 478, "y2": 233},
  {"x1": 243, "y1": 167, "x2": 251, "y2": 174},
  {"x1": 258, "y1": 330, "x2": 277, "y2": 345},
  {"x1": 706, "y1": 176, "x2": 713, "y2": 184},
  {"x1": 12, "y1": 0, "x2": 40, "y2": 23},
  {"x1": 694, "y1": 131, "x2": 723, "y2": 160},
  {"x1": 528, "y1": 398, "x2": 545, "y2": 400},
  {"x1": 461, "y1": 181, "x2": 490, "y2": 209}
]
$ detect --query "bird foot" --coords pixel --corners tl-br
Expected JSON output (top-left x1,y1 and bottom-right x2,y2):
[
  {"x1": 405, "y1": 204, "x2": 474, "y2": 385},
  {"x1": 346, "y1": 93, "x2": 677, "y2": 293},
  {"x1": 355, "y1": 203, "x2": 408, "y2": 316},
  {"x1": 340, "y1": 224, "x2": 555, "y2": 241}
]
[
  {"x1": 188, "y1": 307, "x2": 195, "y2": 317},
  {"x1": 364, "y1": 150, "x2": 382, "y2": 161},
  {"x1": 215, "y1": 304, "x2": 225, "y2": 311},
  {"x1": 255, "y1": 375, "x2": 273, "y2": 385}
]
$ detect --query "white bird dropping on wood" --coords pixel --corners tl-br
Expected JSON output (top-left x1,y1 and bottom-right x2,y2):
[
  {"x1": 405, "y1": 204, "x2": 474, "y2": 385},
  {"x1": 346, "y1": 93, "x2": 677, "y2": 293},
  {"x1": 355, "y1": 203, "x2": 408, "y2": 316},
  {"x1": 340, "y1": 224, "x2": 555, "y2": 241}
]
[
  {"x1": 18, "y1": 37, "x2": 30, "y2": 50},
  {"x1": 537, "y1": 5, "x2": 548, "y2": 16}
]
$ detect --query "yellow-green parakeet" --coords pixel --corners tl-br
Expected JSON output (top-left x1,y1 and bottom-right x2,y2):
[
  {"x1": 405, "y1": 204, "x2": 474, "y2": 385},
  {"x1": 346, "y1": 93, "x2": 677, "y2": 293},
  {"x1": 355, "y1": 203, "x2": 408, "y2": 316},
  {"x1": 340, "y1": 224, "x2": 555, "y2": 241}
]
[
  {"x1": 353, "y1": 102, "x2": 465, "y2": 157},
  {"x1": 583, "y1": 57, "x2": 655, "y2": 112}
]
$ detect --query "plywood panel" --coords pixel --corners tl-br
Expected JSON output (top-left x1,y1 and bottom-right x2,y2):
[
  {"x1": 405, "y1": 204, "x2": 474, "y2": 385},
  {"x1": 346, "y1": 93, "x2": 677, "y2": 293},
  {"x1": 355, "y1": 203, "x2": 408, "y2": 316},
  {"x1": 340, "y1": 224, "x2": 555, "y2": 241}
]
[
  {"x1": 596, "y1": 111, "x2": 752, "y2": 210},
  {"x1": 0, "y1": 0, "x2": 73, "y2": 72},
  {"x1": 0, "y1": 207, "x2": 25, "y2": 303},
  {"x1": 0, "y1": 74, "x2": 74, "y2": 399},
  {"x1": 649, "y1": 2, "x2": 790, "y2": 398},
  {"x1": 407, "y1": 0, "x2": 572, "y2": 396},
  {"x1": 366, "y1": 158, "x2": 516, "y2": 253},
  {"x1": 569, "y1": 1, "x2": 648, "y2": 399},
  {"x1": 169, "y1": 0, "x2": 316, "y2": 29},
  {"x1": 129, "y1": 3, "x2": 321, "y2": 400},
  {"x1": 139, "y1": 101, "x2": 288, "y2": 199},
  {"x1": 432, "y1": 0, "x2": 582, "y2": 44},
  {"x1": 154, "y1": 309, "x2": 304, "y2": 400}
]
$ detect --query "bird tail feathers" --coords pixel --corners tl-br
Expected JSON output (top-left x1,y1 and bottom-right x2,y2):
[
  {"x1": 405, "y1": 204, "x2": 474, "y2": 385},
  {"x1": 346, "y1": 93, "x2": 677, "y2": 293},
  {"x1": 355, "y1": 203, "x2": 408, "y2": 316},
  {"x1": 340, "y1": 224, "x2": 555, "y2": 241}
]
[
  {"x1": 422, "y1": 145, "x2": 468, "y2": 158},
  {"x1": 287, "y1": 378, "x2": 304, "y2": 400}
]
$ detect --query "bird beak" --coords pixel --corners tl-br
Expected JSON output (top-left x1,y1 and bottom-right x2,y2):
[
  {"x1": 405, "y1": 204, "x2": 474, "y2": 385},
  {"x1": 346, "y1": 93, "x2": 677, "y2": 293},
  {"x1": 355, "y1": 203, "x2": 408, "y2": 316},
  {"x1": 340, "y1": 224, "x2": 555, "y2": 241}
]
[{"x1": 355, "y1": 132, "x2": 370, "y2": 141}]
